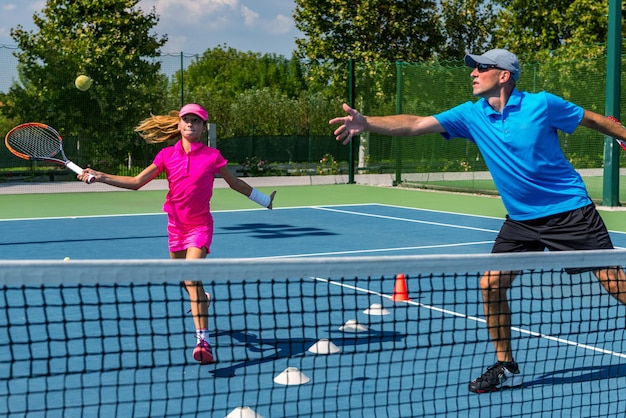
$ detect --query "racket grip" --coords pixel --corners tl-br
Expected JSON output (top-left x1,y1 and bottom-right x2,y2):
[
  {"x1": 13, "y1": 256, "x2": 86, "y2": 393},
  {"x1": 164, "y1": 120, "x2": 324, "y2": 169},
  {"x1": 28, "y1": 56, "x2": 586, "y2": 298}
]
[
  {"x1": 66, "y1": 161, "x2": 95, "y2": 184},
  {"x1": 608, "y1": 115, "x2": 623, "y2": 126}
]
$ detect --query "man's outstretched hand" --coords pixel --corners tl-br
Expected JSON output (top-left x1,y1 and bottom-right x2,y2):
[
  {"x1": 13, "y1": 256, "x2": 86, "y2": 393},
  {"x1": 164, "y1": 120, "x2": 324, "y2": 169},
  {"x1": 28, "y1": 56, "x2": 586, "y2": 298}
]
[{"x1": 328, "y1": 103, "x2": 366, "y2": 145}]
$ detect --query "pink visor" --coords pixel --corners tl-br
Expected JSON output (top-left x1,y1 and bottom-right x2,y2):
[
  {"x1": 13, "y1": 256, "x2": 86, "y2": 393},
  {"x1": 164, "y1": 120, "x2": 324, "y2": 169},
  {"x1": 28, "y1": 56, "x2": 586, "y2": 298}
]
[{"x1": 179, "y1": 103, "x2": 208, "y2": 121}]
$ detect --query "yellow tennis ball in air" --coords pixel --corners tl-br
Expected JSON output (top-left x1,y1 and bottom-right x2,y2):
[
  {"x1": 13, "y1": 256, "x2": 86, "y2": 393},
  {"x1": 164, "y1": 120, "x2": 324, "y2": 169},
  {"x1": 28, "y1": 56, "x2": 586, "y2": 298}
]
[
  {"x1": 75, "y1": 75, "x2": 93, "y2": 91},
  {"x1": 63, "y1": 257, "x2": 71, "y2": 261}
]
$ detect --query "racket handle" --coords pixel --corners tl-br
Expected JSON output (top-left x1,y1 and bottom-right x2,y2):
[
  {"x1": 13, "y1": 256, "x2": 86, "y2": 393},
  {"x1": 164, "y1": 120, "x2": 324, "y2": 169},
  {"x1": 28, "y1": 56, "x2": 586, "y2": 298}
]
[
  {"x1": 608, "y1": 115, "x2": 624, "y2": 127},
  {"x1": 607, "y1": 116, "x2": 626, "y2": 152},
  {"x1": 66, "y1": 161, "x2": 95, "y2": 184}
]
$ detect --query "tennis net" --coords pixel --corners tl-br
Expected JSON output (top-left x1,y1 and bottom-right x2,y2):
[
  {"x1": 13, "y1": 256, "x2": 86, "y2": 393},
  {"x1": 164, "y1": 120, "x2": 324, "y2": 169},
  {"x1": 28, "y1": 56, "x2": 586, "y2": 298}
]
[{"x1": 2, "y1": 250, "x2": 626, "y2": 417}]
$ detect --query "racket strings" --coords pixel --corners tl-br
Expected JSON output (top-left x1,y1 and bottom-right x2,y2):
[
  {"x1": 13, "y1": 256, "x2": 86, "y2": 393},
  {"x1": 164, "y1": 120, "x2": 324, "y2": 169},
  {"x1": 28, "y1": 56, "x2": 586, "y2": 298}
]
[{"x1": 7, "y1": 127, "x2": 62, "y2": 159}]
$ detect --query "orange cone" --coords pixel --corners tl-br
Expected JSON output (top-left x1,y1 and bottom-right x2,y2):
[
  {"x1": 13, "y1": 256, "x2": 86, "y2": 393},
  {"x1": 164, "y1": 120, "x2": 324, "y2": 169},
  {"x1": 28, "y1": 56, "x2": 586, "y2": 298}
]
[{"x1": 392, "y1": 274, "x2": 410, "y2": 301}]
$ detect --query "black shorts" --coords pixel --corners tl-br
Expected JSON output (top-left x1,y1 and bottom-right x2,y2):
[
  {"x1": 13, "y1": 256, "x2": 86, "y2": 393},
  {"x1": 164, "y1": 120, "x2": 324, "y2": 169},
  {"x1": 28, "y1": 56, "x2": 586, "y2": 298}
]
[
  {"x1": 493, "y1": 204, "x2": 614, "y2": 253},
  {"x1": 492, "y1": 204, "x2": 614, "y2": 273}
]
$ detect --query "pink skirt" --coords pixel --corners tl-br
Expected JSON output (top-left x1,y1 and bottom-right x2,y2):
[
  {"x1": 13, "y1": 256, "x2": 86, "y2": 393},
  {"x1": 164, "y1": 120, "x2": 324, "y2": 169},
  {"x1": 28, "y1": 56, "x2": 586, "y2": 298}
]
[{"x1": 167, "y1": 220, "x2": 213, "y2": 253}]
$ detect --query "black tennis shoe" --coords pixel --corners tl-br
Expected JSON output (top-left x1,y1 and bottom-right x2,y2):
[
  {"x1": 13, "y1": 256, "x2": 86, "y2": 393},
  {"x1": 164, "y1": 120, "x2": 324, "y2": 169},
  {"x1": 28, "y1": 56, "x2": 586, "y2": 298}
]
[{"x1": 468, "y1": 361, "x2": 522, "y2": 393}]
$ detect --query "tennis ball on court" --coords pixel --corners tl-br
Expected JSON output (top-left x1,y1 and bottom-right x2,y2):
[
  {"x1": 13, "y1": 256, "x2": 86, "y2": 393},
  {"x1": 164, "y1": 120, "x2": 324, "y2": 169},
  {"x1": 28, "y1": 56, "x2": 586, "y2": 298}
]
[
  {"x1": 63, "y1": 257, "x2": 71, "y2": 261},
  {"x1": 75, "y1": 75, "x2": 93, "y2": 91}
]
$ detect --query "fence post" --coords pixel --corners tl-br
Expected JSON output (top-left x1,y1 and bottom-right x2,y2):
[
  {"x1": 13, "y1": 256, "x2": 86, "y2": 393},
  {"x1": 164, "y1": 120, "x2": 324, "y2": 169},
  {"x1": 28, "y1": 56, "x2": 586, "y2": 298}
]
[
  {"x1": 180, "y1": 52, "x2": 184, "y2": 107},
  {"x1": 348, "y1": 59, "x2": 356, "y2": 184},
  {"x1": 208, "y1": 123, "x2": 216, "y2": 148},
  {"x1": 394, "y1": 62, "x2": 403, "y2": 186},
  {"x1": 602, "y1": 0, "x2": 622, "y2": 206}
]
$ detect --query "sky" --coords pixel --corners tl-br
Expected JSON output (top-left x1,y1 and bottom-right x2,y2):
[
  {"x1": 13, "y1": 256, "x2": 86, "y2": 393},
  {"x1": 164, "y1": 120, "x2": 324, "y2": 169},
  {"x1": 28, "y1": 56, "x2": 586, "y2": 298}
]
[{"x1": 0, "y1": 0, "x2": 302, "y2": 56}]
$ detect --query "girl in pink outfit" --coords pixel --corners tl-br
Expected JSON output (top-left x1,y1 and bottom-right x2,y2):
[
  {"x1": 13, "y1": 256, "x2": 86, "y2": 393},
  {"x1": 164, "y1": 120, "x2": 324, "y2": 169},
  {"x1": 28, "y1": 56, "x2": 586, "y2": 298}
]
[{"x1": 78, "y1": 103, "x2": 276, "y2": 364}]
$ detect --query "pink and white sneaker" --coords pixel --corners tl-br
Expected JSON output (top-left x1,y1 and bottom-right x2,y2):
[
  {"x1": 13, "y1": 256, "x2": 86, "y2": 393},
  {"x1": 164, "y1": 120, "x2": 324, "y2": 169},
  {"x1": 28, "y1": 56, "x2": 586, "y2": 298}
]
[{"x1": 193, "y1": 339, "x2": 214, "y2": 364}]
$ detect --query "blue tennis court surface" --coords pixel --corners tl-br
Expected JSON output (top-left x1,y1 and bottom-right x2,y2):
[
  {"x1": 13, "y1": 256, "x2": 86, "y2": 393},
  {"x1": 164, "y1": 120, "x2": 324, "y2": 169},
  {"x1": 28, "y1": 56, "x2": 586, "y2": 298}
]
[
  {"x1": 2, "y1": 204, "x2": 626, "y2": 417},
  {"x1": 0, "y1": 204, "x2": 518, "y2": 260},
  {"x1": 1, "y1": 204, "x2": 624, "y2": 260}
]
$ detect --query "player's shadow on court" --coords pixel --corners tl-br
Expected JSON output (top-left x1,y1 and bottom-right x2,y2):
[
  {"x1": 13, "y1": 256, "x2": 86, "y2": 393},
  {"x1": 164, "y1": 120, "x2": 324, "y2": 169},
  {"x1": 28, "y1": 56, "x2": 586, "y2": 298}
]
[
  {"x1": 218, "y1": 223, "x2": 338, "y2": 239},
  {"x1": 210, "y1": 329, "x2": 406, "y2": 378},
  {"x1": 523, "y1": 363, "x2": 626, "y2": 387}
]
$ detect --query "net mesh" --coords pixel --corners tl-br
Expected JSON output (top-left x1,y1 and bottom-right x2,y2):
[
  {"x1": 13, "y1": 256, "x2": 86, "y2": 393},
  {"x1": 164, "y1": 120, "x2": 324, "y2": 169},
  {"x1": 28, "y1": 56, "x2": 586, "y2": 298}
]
[{"x1": 2, "y1": 251, "x2": 626, "y2": 417}]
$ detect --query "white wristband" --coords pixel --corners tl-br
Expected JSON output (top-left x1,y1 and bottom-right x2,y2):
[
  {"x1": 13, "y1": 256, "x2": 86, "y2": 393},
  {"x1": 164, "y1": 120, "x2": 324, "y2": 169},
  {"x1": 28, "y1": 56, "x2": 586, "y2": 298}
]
[{"x1": 248, "y1": 188, "x2": 271, "y2": 208}]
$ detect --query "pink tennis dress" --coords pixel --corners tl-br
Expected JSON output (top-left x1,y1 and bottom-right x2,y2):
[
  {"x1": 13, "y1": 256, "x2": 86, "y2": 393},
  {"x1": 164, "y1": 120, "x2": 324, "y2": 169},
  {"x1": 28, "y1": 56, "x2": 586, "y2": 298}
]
[{"x1": 152, "y1": 140, "x2": 228, "y2": 252}]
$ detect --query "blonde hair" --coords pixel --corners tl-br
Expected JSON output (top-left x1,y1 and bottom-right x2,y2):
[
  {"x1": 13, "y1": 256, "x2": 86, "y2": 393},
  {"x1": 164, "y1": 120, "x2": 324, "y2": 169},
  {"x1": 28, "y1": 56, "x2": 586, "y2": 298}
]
[{"x1": 134, "y1": 110, "x2": 181, "y2": 144}]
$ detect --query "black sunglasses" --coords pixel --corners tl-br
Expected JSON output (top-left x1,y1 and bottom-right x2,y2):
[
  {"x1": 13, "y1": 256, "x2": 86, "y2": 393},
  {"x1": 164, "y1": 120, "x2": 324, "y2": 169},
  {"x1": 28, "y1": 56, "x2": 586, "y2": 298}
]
[{"x1": 475, "y1": 63, "x2": 505, "y2": 72}]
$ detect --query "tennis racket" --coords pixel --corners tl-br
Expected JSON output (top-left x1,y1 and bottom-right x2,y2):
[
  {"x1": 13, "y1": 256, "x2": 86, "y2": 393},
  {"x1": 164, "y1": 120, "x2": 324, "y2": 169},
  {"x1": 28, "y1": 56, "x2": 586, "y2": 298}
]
[
  {"x1": 5, "y1": 123, "x2": 95, "y2": 183},
  {"x1": 607, "y1": 116, "x2": 626, "y2": 152}
]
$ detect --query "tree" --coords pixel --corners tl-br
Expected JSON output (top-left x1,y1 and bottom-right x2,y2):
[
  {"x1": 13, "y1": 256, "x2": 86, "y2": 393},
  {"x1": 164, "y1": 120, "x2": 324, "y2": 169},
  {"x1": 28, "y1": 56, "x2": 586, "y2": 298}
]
[
  {"x1": 491, "y1": 0, "x2": 610, "y2": 57},
  {"x1": 167, "y1": 45, "x2": 312, "y2": 139},
  {"x1": 439, "y1": 0, "x2": 497, "y2": 58},
  {"x1": 294, "y1": 0, "x2": 444, "y2": 62},
  {"x1": 294, "y1": 0, "x2": 447, "y2": 101},
  {"x1": 3, "y1": 0, "x2": 167, "y2": 169},
  {"x1": 170, "y1": 45, "x2": 306, "y2": 102}
]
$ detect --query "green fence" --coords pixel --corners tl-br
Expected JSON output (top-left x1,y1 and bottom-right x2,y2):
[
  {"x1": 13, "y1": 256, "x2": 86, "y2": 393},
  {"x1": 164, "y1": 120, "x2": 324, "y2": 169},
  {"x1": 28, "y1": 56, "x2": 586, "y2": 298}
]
[
  {"x1": 349, "y1": 57, "x2": 626, "y2": 201},
  {"x1": 1, "y1": 44, "x2": 625, "y2": 202}
]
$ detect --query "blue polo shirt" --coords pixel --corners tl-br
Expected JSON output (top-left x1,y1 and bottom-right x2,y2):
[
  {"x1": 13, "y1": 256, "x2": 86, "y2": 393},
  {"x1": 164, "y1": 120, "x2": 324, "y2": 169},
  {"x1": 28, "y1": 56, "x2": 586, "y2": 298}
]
[{"x1": 434, "y1": 89, "x2": 591, "y2": 221}]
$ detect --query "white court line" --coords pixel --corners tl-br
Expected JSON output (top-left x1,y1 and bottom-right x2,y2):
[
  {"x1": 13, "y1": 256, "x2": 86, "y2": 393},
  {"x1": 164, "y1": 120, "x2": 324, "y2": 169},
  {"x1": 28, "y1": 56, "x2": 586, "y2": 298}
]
[
  {"x1": 249, "y1": 241, "x2": 494, "y2": 259},
  {"x1": 313, "y1": 206, "x2": 500, "y2": 233},
  {"x1": 0, "y1": 212, "x2": 166, "y2": 222},
  {"x1": 313, "y1": 276, "x2": 626, "y2": 359},
  {"x1": 311, "y1": 206, "x2": 626, "y2": 250}
]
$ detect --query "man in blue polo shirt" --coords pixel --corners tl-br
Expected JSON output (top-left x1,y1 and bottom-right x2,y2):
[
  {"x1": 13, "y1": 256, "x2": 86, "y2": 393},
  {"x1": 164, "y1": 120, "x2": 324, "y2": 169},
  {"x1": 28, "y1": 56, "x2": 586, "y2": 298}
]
[{"x1": 329, "y1": 48, "x2": 626, "y2": 393}]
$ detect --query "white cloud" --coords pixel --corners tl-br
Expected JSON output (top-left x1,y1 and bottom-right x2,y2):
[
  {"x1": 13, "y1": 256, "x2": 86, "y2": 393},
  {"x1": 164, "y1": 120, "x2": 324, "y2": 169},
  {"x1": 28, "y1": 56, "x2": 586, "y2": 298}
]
[
  {"x1": 267, "y1": 14, "x2": 293, "y2": 35},
  {"x1": 238, "y1": 5, "x2": 293, "y2": 34},
  {"x1": 146, "y1": 0, "x2": 238, "y2": 18},
  {"x1": 0, "y1": 1, "x2": 45, "y2": 45},
  {"x1": 0, "y1": 0, "x2": 299, "y2": 55},
  {"x1": 140, "y1": 0, "x2": 299, "y2": 55},
  {"x1": 240, "y1": 5, "x2": 259, "y2": 27}
]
